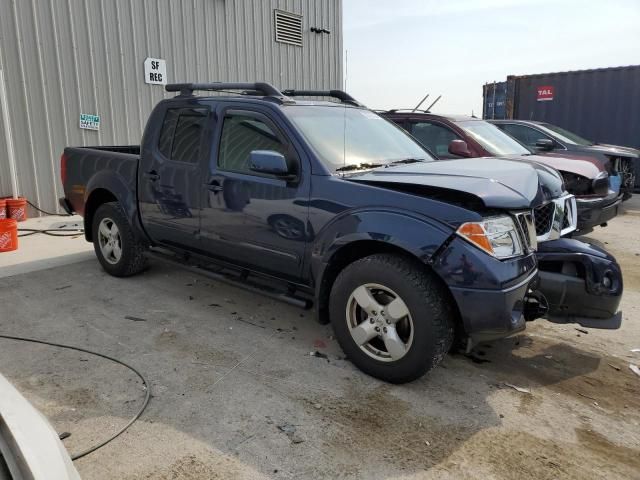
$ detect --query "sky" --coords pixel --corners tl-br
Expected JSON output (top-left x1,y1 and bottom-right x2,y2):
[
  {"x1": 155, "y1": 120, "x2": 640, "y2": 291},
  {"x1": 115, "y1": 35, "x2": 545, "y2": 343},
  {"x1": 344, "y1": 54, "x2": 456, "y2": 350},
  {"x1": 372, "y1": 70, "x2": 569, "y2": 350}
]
[{"x1": 343, "y1": 0, "x2": 640, "y2": 115}]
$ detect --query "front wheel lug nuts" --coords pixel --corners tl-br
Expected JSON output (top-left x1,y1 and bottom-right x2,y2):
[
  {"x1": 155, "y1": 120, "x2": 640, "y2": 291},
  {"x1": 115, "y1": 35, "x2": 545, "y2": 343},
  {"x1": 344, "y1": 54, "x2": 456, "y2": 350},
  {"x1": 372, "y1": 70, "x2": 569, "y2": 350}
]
[
  {"x1": 375, "y1": 326, "x2": 380, "y2": 332},
  {"x1": 383, "y1": 327, "x2": 387, "y2": 333},
  {"x1": 369, "y1": 318, "x2": 375, "y2": 324}
]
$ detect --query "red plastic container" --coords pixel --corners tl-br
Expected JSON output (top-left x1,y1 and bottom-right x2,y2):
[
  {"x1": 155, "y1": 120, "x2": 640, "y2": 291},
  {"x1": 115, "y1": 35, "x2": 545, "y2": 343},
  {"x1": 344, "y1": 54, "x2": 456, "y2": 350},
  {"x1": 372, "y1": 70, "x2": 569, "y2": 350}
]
[
  {"x1": 0, "y1": 198, "x2": 6, "y2": 219},
  {"x1": 6, "y1": 197, "x2": 27, "y2": 222},
  {"x1": 0, "y1": 218, "x2": 18, "y2": 252}
]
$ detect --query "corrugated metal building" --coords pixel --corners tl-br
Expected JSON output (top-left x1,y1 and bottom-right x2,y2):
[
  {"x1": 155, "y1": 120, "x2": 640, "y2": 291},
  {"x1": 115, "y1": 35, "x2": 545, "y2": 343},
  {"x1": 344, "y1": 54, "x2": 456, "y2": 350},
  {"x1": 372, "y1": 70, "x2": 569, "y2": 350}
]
[
  {"x1": 482, "y1": 65, "x2": 640, "y2": 148},
  {"x1": 0, "y1": 0, "x2": 343, "y2": 214}
]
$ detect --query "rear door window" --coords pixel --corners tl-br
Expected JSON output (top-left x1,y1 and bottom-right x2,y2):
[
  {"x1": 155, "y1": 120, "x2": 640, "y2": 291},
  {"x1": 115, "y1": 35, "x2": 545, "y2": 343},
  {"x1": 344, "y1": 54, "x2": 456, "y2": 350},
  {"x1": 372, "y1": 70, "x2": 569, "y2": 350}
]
[
  {"x1": 158, "y1": 108, "x2": 209, "y2": 163},
  {"x1": 409, "y1": 122, "x2": 463, "y2": 158}
]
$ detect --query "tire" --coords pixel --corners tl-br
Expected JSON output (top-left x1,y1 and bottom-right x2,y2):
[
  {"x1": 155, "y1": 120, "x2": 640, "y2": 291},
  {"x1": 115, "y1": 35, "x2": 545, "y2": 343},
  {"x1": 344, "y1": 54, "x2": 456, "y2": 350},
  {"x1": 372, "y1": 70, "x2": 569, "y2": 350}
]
[
  {"x1": 329, "y1": 254, "x2": 454, "y2": 383},
  {"x1": 92, "y1": 202, "x2": 147, "y2": 277}
]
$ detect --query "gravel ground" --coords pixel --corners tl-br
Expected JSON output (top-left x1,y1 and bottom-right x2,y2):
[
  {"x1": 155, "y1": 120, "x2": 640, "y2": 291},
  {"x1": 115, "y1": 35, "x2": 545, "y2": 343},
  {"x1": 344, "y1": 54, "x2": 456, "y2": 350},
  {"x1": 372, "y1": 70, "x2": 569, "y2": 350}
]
[{"x1": 0, "y1": 198, "x2": 639, "y2": 479}]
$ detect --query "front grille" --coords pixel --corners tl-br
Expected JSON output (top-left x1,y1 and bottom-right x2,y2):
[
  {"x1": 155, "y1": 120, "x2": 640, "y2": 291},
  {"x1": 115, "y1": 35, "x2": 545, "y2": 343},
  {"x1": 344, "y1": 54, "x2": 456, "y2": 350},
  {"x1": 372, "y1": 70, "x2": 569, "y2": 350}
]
[
  {"x1": 562, "y1": 209, "x2": 571, "y2": 229},
  {"x1": 534, "y1": 203, "x2": 554, "y2": 236},
  {"x1": 514, "y1": 211, "x2": 536, "y2": 252}
]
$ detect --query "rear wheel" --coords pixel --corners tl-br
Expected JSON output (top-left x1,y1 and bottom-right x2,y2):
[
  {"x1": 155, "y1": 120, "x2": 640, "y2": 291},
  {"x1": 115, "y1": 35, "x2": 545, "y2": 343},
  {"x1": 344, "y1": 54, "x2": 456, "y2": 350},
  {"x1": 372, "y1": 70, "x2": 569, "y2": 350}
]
[
  {"x1": 92, "y1": 202, "x2": 147, "y2": 277},
  {"x1": 329, "y1": 254, "x2": 454, "y2": 383}
]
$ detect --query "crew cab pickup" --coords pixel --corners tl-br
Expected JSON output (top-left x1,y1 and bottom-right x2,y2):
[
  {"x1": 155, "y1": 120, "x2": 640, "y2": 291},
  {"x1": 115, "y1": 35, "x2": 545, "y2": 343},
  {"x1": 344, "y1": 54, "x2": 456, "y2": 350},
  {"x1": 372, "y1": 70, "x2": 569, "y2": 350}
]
[{"x1": 59, "y1": 83, "x2": 622, "y2": 383}]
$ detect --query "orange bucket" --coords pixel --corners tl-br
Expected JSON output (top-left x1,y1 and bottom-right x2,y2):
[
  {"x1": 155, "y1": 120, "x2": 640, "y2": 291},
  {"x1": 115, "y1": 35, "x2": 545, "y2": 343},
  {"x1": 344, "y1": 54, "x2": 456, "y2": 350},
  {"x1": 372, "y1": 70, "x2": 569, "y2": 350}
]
[
  {"x1": 6, "y1": 197, "x2": 27, "y2": 222},
  {"x1": 0, "y1": 218, "x2": 18, "y2": 252},
  {"x1": 0, "y1": 198, "x2": 6, "y2": 219}
]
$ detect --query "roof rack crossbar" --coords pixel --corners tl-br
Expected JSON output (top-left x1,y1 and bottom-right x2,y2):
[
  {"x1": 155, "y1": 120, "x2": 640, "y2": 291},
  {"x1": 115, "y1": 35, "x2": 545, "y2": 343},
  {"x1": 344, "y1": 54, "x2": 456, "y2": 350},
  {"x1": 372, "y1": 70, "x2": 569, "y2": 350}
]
[
  {"x1": 281, "y1": 89, "x2": 364, "y2": 107},
  {"x1": 165, "y1": 82, "x2": 284, "y2": 98}
]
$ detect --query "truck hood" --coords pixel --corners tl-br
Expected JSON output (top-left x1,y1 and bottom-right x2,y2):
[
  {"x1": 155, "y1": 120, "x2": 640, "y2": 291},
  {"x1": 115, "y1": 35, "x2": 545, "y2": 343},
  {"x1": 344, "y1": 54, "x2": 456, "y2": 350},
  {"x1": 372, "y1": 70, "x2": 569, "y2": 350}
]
[{"x1": 345, "y1": 157, "x2": 564, "y2": 210}]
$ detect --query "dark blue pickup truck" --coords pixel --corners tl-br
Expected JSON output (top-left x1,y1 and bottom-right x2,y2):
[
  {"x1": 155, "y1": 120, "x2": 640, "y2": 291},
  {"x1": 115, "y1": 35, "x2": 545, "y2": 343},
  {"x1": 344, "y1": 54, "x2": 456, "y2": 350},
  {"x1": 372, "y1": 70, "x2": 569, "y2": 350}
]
[{"x1": 59, "y1": 83, "x2": 622, "y2": 383}]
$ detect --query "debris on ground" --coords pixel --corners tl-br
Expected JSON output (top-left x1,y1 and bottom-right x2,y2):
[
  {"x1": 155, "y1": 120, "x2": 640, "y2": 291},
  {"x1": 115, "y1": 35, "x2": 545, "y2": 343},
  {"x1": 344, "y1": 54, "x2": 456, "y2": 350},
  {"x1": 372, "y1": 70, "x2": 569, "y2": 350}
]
[
  {"x1": 58, "y1": 432, "x2": 71, "y2": 440},
  {"x1": 55, "y1": 285, "x2": 71, "y2": 291},
  {"x1": 465, "y1": 354, "x2": 490, "y2": 364},
  {"x1": 424, "y1": 440, "x2": 430, "y2": 446},
  {"x1": 309, "y1": 350, "x2": 329, "y2": 360},
  {"x1": 503, "y1": 383, "x2": 531, "y2": 394},
  {"x1": 631, "y1": 348, "x2": 640, "y2": 353},
  {"x1": 125, "y1": 315, "x2": 147, "y2": 322},
  {"x1": 575, "y1": 328, "x2": 589, "y2": 334},
  {"x1": 313, "y1": 339, "x2": 327, "y2": 349},
  {"x1": 630, "y1": 364, "x2": 640, "y2": 378},
  {"x1": 576, "y1": 392, "x2": 598, "y2": 401},
  {"x1": 208, "y1": 303, "x2": 221, "y2": 307},
  {"x1": 608, "y1": 363, "x2": 621, "y2": 371},
  {"x1": 313, "y1": 403, "x2": 322, "y2": 410},
  {"x1": 277, "y1": 423, "x2": 304, "y2": 444}
]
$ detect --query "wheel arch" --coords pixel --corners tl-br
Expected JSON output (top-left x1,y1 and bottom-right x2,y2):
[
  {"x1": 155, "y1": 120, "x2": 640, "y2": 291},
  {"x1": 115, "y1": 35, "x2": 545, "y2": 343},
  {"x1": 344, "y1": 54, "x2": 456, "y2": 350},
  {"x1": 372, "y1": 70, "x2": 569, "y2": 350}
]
[
  {"x1": 83, "y1": 170, "x2": 146, "y2": 243},
  {"x1": 314, "y1": 239, "x2": 464, "y2": 341}
]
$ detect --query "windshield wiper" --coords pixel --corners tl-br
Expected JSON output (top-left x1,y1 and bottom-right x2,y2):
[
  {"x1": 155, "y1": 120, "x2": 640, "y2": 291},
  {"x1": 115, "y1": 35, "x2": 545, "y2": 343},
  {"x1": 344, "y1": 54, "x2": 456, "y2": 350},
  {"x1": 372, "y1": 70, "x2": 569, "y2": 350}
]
[
  {"x1": 335, "y1": 158, "x2": 427, "y2": 172},
  {"x1": 336, "y1": 163, "x2": 384, "y2": 172},
  {"x1": 388, "y1": 158, "x2": 427, "y2": 165}
]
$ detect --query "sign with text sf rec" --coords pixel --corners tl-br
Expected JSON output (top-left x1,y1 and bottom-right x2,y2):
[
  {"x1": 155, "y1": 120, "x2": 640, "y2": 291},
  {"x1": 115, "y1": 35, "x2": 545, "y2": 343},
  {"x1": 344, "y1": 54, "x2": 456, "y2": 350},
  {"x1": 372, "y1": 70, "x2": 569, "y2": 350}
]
[
  {"x1": 144, "y1": 57, "x2": 167, "y2": 85},
  {"x1": 537, "y1": 86, "x2": 554, "y2": 101},
  {"x1": 79, "y1": 113, "x2": 100, "y2": 130}
]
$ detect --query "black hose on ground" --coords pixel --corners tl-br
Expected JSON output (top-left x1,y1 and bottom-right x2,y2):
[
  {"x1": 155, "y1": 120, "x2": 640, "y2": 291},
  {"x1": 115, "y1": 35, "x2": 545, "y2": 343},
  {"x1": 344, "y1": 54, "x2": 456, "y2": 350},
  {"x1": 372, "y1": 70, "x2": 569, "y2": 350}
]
[
  {"x1": 0, "y1": 334, "x2": 151, "y2": 461},
  {"x1": 26, "y1": 199, "x2": 72, "y2": 217},
  {"x1": 18, "y1": 228, "x2": 84, "y2": 238}
]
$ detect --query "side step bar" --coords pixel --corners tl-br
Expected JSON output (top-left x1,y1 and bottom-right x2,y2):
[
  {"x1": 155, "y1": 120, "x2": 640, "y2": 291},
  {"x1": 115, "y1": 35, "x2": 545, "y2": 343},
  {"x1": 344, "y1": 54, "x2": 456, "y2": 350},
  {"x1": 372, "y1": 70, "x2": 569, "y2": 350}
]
[{"x1": 145, "y1": 250, "x2": 313, "y2": 310}]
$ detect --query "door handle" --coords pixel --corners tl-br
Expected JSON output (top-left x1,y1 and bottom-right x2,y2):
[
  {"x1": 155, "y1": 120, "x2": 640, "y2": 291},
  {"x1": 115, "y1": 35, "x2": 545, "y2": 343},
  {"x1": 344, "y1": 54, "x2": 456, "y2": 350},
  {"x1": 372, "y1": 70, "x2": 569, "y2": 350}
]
[
  {"x1": 144, "y1": 170, "x2": 159, "y2": 181},
  {"x1": 206, "y1": 180, "x2": 223, "y2": 192}
]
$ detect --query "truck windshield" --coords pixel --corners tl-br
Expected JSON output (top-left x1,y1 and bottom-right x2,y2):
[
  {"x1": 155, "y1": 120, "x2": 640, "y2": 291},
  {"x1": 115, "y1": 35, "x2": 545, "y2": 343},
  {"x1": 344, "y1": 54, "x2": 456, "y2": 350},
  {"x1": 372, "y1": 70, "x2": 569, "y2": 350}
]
[
  {"x1": 284, "y1": 105, "x2": 432, "y2": 171},
  {"x1": 457, "y1": 120, "x2": 531, "y2": 156},
  {"x1": 538, "y1": 123, "x2": 594, "y2": 146}
]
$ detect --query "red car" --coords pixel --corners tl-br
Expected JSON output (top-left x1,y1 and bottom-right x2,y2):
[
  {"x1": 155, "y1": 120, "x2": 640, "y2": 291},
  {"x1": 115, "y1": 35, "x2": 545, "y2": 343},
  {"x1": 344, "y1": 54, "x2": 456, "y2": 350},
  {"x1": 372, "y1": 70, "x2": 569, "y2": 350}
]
[{"x1": 382, "y1": 111, "x2": 621, "y2": 234}]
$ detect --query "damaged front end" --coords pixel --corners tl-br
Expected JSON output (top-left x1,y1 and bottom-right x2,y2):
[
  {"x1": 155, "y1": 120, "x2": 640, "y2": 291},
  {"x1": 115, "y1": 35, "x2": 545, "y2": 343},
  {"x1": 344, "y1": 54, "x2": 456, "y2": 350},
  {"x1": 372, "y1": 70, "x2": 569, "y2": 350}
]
[{"x1": 532, "y1": 238, "x2": 623, "y2": 329}]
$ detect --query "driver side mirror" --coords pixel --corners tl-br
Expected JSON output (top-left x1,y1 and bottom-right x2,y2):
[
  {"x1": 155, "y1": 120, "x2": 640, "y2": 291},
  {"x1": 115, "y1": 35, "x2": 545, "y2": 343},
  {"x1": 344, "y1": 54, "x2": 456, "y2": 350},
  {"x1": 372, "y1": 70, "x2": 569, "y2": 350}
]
[
  {"x1": 448, "y1": 139, "x2": 472, "y2": 158},
  {"x1": 535, "y1": 138, "x2": 555, "y2": 151},
  {"x1": 249, "y1": 150, "x2": 292, "y2": 177}
]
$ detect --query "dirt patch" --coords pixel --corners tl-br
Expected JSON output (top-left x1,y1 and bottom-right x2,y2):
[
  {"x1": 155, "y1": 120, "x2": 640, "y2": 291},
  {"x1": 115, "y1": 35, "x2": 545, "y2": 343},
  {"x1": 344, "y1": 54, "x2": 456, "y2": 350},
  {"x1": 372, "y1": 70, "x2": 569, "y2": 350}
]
[
  {"x1": 136, "y1": 455, "x2": 243, "y2": 480},
  {"x1": 155, "y1": 329, "x2": 241, "y2": 366},
  {"x1": 449, "y1": 428, "x2": 640, "y2": 480}
]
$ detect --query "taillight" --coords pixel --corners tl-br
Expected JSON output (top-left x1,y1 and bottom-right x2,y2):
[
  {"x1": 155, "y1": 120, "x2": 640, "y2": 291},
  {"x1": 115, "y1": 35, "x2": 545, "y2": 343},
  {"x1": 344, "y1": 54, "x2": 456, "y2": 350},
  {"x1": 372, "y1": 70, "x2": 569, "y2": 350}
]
[{"x1": 60, "y1": 153, "x2": 68, "y2": 185}]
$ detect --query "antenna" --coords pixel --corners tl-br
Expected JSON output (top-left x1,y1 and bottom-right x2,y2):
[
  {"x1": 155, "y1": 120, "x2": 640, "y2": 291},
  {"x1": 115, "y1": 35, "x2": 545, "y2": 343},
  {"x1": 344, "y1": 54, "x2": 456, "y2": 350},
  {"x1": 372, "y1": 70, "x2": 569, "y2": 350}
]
[
  {"x1": 344, "y1": 49, "x2": 348, "y2": 91},
  {"x1": 425, "y1": 95, "x2": 442, "y2": 112},
  {"x1": 412, "y1": 93, "x2": 430, "y2": 112}
]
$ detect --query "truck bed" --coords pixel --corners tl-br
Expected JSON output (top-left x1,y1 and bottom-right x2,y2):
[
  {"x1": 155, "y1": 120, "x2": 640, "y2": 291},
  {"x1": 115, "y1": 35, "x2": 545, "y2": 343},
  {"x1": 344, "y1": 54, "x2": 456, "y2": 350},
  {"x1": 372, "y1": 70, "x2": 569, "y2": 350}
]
[{"x1": 62, "y1": 145, "x2": 140, "y2": 217}]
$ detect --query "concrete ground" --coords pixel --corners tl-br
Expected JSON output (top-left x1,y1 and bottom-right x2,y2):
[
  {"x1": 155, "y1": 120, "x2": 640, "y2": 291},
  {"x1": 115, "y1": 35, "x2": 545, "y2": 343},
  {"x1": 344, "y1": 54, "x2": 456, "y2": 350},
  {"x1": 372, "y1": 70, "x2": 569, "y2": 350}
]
[{"x1": 1, "y1": 201, "x2": 639, "y2": 479}]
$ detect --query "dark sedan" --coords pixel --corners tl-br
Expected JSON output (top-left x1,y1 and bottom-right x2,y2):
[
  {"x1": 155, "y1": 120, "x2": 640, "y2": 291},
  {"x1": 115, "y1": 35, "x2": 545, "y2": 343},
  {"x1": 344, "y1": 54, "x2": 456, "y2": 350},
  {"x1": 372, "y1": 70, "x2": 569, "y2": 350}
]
[{"x1": 490, "y1": 119, "x2": 638, "y2": 196}]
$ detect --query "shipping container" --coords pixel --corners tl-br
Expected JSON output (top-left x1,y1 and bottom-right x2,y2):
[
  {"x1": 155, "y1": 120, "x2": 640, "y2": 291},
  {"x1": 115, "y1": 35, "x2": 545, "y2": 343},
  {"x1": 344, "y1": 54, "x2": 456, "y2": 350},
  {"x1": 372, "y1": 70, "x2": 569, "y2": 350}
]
[{"x1": 482, "y1": 65, "x2": 640, "y2": 149}]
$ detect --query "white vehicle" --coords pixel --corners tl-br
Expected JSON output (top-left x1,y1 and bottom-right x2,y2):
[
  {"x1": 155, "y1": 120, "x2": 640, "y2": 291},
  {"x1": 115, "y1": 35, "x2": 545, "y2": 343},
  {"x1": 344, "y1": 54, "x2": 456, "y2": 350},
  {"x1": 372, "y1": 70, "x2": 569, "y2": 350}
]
[{"x1": 0, "y1": 373, "x2": 80, "y2": 480}]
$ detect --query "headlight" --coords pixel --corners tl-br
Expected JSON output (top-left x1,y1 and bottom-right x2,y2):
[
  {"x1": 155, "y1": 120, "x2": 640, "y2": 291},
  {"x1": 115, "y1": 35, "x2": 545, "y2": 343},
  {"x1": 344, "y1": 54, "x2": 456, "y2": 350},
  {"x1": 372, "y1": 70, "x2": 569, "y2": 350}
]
[{"x1": 457, "y1": 215, "x2": 524, "y2": 259}]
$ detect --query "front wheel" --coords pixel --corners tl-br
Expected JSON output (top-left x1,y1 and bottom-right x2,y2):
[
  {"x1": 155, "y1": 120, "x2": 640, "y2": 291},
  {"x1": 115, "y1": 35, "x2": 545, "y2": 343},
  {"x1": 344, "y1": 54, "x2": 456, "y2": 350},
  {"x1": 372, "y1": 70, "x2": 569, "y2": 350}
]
[
  {"x1": 329, "y1": 254, "x2": 454, "y2": 383},
  {"x1": 92, "y1": 202, "x2": 147, "y2": 277}
]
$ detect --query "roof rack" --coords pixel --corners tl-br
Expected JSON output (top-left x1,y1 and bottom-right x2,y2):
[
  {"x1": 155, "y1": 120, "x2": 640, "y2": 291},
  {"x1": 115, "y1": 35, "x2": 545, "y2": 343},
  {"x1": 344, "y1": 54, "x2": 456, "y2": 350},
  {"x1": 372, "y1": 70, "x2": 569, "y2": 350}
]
[
  {"x1": 281, "y1": 89, "x2": 364, "y2": 107},
  {"x1": 165, "y1": 82, "x2": 287, "y2": 99},
  {"x1": 385, "y1": 108, "x2": 429, "y2": 114}
]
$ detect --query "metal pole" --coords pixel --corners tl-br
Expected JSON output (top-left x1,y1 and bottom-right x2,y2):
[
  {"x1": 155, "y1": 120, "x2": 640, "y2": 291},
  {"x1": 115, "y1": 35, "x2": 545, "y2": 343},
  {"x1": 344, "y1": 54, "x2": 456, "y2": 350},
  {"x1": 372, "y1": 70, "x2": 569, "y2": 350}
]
[{"x1": 0, "y1": 69, "x2": 18, "y2": 199}]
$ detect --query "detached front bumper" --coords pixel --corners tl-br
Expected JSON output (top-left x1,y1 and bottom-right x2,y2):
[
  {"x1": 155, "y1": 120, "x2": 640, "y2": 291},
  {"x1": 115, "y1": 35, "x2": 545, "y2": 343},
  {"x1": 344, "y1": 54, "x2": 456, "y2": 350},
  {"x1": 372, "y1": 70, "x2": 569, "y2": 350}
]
[
  {"x1": 535, "y1": 238, "x2": 623, "y2": 329},
  {"x1": 575, "y1": 194, "x2": 622, "y2": 233}
]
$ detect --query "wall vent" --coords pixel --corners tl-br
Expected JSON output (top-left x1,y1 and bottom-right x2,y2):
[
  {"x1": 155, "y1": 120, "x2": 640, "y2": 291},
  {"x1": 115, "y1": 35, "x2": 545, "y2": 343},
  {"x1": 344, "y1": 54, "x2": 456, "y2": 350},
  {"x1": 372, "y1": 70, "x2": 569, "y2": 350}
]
[{"x1": 274, "y1": 10, "x2": 303, "y2": 47}]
